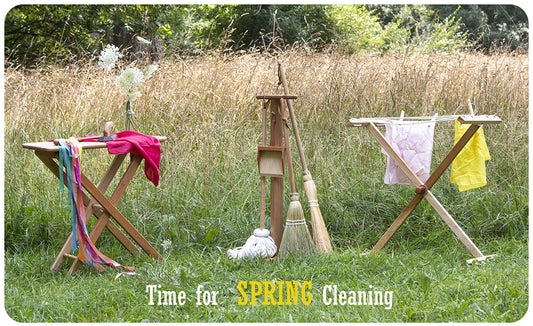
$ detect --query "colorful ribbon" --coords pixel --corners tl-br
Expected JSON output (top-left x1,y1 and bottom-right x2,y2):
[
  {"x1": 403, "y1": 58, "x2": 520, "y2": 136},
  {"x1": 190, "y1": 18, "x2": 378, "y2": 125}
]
[{"x1": 57, "y1": 138, "x2": 134, "y2": 273}]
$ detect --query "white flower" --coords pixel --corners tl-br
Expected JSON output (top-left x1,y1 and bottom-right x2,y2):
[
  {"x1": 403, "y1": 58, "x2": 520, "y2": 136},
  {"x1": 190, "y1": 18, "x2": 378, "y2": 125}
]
[
  {"x1": 143, "y1": 64, "x2": 158, "y2": 81},
  {"x1": 115, "y1": 67, "x2": 145, "y2": 101},
  {"x1": 161, "y1": 239, "x2": 172, "y2": 251},
  {"x1": 136, "y1": 36, "x2": 152, "y2": 45},
  {"x1": 98, "y1": 44, "x2": 122, "y2": 71}
]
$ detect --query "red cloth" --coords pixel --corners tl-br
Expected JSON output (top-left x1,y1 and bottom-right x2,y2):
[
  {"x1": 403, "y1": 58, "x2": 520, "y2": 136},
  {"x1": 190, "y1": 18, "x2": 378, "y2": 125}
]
[{"x1": 106, "y1": 131, "x2": 161, "y2": 186}]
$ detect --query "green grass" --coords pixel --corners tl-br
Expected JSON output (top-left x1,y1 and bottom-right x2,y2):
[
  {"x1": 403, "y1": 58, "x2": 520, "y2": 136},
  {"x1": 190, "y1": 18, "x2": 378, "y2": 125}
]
[
  {"x1": 3, "y1": 50, "x2": 529, "y2": 322},
  {"x1": 4, "y1": 238, "x2": 528, "y2": 322}
]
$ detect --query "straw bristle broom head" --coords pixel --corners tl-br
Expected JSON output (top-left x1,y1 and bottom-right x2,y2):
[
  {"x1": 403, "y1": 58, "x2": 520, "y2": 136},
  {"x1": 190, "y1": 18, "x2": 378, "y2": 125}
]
[
  {"x1": 278, "y1": 193, "x2": 315, "y2": 258},
  {"x1": 303, "y1": 172, "x2": 333, "y2": 254}
]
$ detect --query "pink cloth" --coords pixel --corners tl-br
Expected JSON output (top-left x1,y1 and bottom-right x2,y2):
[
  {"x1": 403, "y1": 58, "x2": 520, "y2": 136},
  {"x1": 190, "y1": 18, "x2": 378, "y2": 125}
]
[
  {"x1": 382, "y1": 121, "x2": 435, "y2": 185},
  {"x1": 106, "y1": 131, "x2": 161, "y2": 186}
]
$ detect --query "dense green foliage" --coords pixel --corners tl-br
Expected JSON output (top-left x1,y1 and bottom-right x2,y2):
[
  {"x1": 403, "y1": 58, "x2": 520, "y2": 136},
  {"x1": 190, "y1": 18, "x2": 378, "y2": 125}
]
[{"x1": 4, "y1": 4, "x2": 528, "y2": 67}]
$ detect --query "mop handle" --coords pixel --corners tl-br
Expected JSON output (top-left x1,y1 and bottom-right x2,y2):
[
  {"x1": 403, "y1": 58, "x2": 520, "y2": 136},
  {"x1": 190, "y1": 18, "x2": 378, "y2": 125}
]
[
  {"x1": 278, "y1": 60, "x2": 308, "y2": 172},
  {"x1": 259, "y1": 100, "x2": 268, "y2": 230}
]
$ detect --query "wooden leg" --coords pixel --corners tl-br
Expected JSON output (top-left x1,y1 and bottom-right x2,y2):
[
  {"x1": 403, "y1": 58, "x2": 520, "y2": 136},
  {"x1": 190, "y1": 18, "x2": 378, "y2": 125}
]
[
  {"x1": 424, "y1": 191, "x2": 484, "y2": 258},
  {"x1": 51, "y1": 232, "x2": 74, "y2": 270},
  {"x1": 67, "y1": 154, "x2": 145, "y2": 274},
  {"x1": 80, "y1": 165, "x2": 163, "y2": 261},
  {"x1": 270, "y1": 99, "x2": 284, "y2": 252},
  {"x1": 36, "y1": 152, "x2": 135, "y2": 270},
  {"x1": 367, "y1": 194, "x2": 424, "y2": 253},
  {"x1": 362, "y1": 123, "x2": 487, "y2": 259},
  {"x1": 35, "y1": 150, "x2": 161, "y2": 274},
  {"x1": 363, "y1": 122, "x2": 425, "y2": 254}
]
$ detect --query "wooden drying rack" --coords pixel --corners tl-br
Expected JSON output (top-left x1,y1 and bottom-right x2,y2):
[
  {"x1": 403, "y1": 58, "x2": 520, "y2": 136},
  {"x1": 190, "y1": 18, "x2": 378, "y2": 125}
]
[{"x1": 346, "y1": 114, "x2": 502, "y2": 263}]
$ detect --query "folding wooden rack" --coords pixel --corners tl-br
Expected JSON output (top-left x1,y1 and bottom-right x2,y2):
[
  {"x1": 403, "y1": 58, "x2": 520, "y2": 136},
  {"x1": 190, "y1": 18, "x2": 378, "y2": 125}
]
[
  {"x1": 23, "y1": 137, "x2": 165, "y2": 275},
  {"x1": 346, "y1": 114, "x2": 501, "y2": 263}
]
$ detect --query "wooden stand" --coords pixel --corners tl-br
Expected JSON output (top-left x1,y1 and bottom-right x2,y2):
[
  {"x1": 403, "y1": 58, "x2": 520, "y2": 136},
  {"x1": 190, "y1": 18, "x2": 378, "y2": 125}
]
[
  {"x1": 255, "y1": 95, "x2": 298, "y2": 251},
  {"x1": 347, "y1": 115, "x2": 501, "y2": 263},
  {"x1": 23, "y1": 137, "x2": 165, "y2": 275}
]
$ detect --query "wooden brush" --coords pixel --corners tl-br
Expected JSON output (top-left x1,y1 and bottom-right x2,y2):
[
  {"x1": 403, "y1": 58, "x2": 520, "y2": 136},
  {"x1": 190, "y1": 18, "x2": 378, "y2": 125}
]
[{"x1": 53, "y1": 121, "x2": 117, "y2": 145}]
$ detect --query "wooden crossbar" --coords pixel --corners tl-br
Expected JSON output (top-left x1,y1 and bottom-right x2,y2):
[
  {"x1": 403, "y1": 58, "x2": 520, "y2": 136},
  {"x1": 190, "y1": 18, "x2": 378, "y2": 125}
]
[
  {"x1": 346, "y1": 115, "x2": 502, "y2": 127},
  {"x1": 348, "y1": 116, "x2": 501, "y2": 263}
]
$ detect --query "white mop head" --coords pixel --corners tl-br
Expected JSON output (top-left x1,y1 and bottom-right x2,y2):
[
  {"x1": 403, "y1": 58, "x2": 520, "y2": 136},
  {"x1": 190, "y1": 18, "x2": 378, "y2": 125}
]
[{"x1": 227, "y1": 228, "x2": 277, "y2": 260}]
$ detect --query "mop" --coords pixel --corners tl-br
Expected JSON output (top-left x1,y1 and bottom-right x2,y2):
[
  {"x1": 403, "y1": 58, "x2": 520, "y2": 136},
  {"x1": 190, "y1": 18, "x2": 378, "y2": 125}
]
[{"x1": 228, "y1": 100, "x2": 277, "y2": 260}]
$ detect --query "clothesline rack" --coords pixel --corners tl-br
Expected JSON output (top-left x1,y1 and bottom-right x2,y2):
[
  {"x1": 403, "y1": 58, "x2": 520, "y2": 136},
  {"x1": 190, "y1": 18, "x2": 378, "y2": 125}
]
[
  {"x1": 346, "y1": 114, "x2": 502, "y2": 126},
  {"x1": 346, "y1": 112, "x2": 502, "y2": 264}
]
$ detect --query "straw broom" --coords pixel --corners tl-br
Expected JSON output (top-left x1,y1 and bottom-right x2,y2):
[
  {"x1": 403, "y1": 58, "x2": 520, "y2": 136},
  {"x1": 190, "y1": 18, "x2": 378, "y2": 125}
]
[
  {"x1": 278, "y1": 100, "x2": 315, "y2": 258},
  {"x1": 278, "y1": 60, "x2": 333, "y2": 254}
]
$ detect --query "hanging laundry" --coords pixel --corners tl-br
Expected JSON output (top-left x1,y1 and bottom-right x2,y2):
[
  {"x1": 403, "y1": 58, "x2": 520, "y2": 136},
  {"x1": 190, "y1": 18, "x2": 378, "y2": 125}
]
[
  {"x1": 382, "y1": 121, "x2": 436, "y2": 185},
  {"x1": 451, "y1": 121, "x2": 490, "y2": 192}
]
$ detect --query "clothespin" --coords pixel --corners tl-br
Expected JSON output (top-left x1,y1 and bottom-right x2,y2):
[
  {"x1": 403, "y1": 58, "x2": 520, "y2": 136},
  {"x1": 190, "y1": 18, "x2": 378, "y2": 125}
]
[
  {"x1": 468, "y1": 99, "x2": 475, "y2": 116},
  {"x1": 400, "y1": 110, "x2": 405, "y2": 121}
]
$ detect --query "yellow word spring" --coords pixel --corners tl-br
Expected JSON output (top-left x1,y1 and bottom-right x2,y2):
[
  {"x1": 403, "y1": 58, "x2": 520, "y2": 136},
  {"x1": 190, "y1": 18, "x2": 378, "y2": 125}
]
[{"x1": 237, "y1": 281, "x2": 312, "y2": 306}]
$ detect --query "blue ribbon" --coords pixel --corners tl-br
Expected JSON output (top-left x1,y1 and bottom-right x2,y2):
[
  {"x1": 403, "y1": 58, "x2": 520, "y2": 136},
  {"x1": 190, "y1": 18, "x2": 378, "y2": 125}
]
[{"x1": 58, "y1": 140, "x2": 78, "y2": 253}]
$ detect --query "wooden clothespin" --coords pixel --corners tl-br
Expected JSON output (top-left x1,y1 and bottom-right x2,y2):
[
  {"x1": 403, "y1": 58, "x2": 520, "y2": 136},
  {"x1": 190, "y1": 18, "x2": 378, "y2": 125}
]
[{"x1": 467, "y1": 99, "x2": 475, "y2": 116}]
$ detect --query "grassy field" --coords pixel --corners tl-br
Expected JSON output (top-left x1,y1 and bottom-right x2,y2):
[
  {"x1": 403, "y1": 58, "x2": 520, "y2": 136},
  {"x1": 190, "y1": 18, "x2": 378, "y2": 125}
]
[{"x1": 3, "y1": 50, "x2": 529, "y2": 322}]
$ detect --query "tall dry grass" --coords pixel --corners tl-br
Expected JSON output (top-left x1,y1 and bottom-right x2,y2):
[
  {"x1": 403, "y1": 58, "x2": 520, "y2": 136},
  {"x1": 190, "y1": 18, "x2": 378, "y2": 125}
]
[{"x1": 4, "y1": 50, "x2": 528, "y2": 252}]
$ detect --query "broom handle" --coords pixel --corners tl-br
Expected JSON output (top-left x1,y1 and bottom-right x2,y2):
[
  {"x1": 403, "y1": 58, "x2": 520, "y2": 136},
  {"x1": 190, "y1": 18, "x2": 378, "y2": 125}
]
[
  {"x1": 259, "y1": 101, "x2": 268, "y2": 230},
  {"x1": 280, "y1": 101, "x2": 297, "y2": 193},
  {"x1": 278, "y1": 61, "x2": 308, "y2": 172}
]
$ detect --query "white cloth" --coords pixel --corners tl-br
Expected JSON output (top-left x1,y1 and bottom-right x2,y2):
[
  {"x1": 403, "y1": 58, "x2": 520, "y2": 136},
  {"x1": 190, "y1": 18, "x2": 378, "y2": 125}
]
[{"x1": 382, "y1": 121, "x2": 436, "y2": 185}]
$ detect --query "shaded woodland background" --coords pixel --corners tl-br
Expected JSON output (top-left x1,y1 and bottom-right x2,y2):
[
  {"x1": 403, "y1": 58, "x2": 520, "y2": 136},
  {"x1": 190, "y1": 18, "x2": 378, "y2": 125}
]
[{"x1": 5, "y1": 4, "x2": 528, "y2": 68}]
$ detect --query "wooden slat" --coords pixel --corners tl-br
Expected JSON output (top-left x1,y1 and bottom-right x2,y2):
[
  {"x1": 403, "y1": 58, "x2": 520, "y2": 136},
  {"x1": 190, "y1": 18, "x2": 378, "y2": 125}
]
[
  {"x1": 346, "y1": 118, "x2": 380, "y2": 127},
  {"x1": 424, "y1": 191, "x2": 484, "y2": 258},
  {"x1": 256, "y1": 94, "x2": 298, "y2": 100},
  {"x1": 23, "y1": 136, "x2": 167, "y2": 152},
  {"x1": 79, "y1": 172, "x2": 162, "y2": 261},
  {"x1": 458, "y1": 115, "x2": 502, "y2": 125},
  {"x1": 269, "y1": 99, "x2": 284, "y2": 252}
]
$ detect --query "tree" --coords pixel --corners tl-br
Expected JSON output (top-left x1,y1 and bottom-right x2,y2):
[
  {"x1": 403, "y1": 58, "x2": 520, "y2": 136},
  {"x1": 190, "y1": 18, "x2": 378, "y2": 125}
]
[
  {"x1": 4, "y1": 4, "x2": 529, "y2": 68},
  {"x1": 429, "y1": 4, "x2": 528, "y2": 51},
  {"x1": 5, "y1": 5, "x2": 177, "y2": 67}
]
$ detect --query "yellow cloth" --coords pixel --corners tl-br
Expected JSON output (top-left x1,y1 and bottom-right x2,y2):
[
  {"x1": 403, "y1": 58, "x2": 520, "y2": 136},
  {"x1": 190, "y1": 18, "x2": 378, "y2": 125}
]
[{"x1": 450, "y1": 121, "x2": 490, "y2": 192}]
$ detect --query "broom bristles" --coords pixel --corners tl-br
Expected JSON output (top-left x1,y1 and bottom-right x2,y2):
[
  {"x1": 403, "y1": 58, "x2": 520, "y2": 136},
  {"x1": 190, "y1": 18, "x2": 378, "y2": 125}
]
[
  {"x1": 303, "y1": 172, "x2": 333, "y2": 254},
  {"x1": 278, "y1": 193, "x2": 315, "y2": 258}
]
